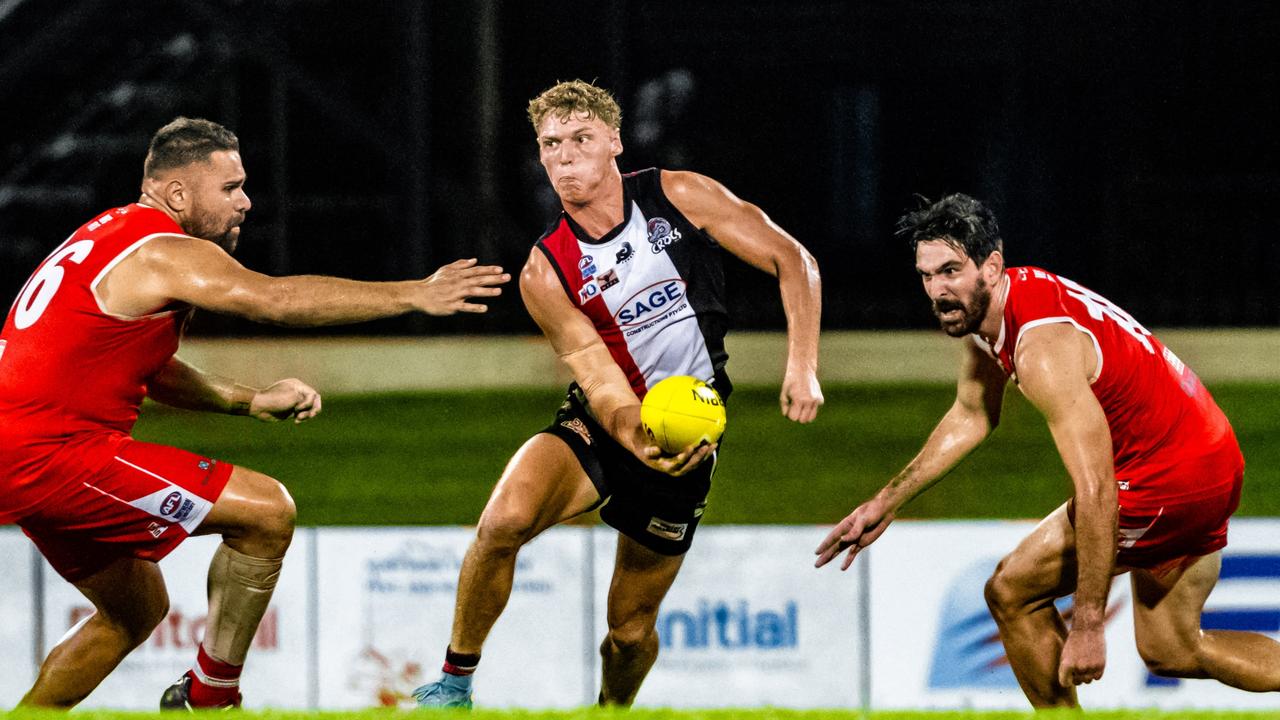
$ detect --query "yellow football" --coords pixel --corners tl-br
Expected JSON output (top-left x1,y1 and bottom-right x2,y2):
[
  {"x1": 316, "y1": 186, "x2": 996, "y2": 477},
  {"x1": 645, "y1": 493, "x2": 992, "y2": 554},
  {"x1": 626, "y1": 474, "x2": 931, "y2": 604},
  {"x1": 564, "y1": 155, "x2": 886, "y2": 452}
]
[{"x1": 640, "y1": 375, "x2": 727, "y2": 455}]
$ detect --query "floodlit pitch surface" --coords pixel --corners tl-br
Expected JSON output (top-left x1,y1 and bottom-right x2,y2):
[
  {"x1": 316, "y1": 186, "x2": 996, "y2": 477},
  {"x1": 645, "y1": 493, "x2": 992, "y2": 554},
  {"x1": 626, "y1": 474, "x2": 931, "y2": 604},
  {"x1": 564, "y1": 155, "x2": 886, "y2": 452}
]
[{"x1": 131, "y1": 383, "x2": 1280, "y2": 526}]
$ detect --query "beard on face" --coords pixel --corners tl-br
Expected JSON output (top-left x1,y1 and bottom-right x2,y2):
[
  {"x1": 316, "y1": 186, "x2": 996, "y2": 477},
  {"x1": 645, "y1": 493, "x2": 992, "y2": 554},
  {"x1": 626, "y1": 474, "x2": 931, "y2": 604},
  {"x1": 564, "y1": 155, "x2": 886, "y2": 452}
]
[
  {"x1": 185, "y1": 203, "x2": 242, "y2": 253},
  {"x1": 932, "y1": 275, "x2": 992, "y2": 337}
]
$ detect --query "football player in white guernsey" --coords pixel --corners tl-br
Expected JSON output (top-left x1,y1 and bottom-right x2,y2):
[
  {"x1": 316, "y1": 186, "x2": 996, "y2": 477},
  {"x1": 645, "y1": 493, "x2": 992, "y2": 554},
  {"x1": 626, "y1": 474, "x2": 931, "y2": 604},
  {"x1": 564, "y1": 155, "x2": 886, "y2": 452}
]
[{"x1": 415, "y1": 80, "x2": 824, "y2": 708}]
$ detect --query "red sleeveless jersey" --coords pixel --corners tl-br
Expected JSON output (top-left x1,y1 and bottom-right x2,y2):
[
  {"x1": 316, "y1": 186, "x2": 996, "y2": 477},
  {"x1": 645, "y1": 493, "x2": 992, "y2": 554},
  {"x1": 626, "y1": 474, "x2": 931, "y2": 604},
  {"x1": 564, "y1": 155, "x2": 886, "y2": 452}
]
[
  {"x1": 979, "y1": 267, "x2": 1240, "y2": 510},
  {"x1": 0, "y1": 203, "x2": 190, "y2": 522}
]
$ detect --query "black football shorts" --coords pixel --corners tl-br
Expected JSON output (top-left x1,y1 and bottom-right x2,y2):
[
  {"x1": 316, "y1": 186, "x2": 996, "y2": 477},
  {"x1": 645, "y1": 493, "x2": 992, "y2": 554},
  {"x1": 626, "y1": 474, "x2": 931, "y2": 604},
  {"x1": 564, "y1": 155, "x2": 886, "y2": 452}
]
[{"x1": 540, "y1": 385, "x2": 717, "y2": 556}]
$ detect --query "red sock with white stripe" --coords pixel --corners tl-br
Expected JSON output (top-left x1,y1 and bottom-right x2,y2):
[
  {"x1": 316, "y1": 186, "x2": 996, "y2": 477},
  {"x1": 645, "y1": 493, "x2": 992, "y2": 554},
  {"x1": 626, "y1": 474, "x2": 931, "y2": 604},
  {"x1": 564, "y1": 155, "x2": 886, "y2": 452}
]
[{"x1": 187, "y1": 644, "x2": 242, "y2": 707}]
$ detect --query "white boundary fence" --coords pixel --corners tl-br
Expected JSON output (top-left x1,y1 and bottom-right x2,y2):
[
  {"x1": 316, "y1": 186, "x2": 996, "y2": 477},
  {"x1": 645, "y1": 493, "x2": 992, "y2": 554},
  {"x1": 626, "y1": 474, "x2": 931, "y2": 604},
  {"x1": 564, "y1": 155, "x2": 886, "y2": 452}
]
[{"x1": 3, "y1": 521, "x2": 1279, "y2": 711}]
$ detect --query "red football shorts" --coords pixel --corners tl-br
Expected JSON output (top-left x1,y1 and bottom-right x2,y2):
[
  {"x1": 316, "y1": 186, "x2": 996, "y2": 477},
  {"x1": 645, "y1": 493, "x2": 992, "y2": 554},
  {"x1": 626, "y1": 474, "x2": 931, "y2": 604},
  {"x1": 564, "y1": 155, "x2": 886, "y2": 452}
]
[
  {"x1": 18, "y1": 438, "x2": 234, "y2": 582},
  {"x1": 1069, "y1": 446, "x2": 1244, "y2": 577}
]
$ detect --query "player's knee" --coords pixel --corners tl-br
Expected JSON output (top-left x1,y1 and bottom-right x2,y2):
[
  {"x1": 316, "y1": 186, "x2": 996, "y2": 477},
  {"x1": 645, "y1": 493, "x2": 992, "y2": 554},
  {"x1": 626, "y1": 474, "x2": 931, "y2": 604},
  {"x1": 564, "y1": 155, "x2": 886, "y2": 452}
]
[
  {"x1": 103, "y1": 592, "x2": 169, "y2": 648},
  {"x1": 606, "y1": 614, "x2": 659, "y2": 653},
  {"x1": 983, "y1": 565, "x2": 1009, "y2": 616},
  {"x1": 1138, "y1": 643, "x2": 1202, "y2": 678},
  {"x1": 473, "y1": 511, "x2": 537, "y2": 555},
  {"x1": 983, "y1": 560, "x2": 1024, "y2": 620},
  {"x1": 1136, "y1": 628, "x2": 1210, "y2": 679},
  {"x1": 247, "y1": 478, "x2": 296, "y2": 554}
]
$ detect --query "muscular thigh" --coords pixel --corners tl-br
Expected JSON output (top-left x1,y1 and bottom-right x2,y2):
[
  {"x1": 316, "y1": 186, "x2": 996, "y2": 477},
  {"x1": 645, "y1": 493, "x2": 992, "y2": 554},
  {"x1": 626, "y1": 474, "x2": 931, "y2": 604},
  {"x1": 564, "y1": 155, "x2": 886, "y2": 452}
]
[
  {"x1": 1132, "y1": 551, "x2": 1221, "y2": 656},
  {"x1": 478, "y1": 433, "x2": 601, "y2": 535},
  {"x1": 19, "y1": 438, "x2": 234, "y2": 582}
]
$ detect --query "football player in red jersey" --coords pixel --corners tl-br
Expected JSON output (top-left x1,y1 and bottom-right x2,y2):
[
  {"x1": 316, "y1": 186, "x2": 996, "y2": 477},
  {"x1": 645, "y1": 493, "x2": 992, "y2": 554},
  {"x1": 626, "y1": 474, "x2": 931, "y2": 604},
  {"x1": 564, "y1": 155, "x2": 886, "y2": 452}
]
[
  {"x1": 0, "y1": 117, "x2": 508, "y2": 709},
  {"x1": 414, "y1": 80, "x2": 824, "y2": 708},
  {"x1": 815, "y1": 194, "x2": 1280, "y2": 707}
]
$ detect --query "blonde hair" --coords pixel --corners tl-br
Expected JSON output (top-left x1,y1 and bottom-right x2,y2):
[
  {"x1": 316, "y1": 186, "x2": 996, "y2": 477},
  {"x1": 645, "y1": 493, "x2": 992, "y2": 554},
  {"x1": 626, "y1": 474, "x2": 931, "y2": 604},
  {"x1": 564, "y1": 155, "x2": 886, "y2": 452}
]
[{"x1": 527, "y1": 79, "x2": 622, "y2": 132}]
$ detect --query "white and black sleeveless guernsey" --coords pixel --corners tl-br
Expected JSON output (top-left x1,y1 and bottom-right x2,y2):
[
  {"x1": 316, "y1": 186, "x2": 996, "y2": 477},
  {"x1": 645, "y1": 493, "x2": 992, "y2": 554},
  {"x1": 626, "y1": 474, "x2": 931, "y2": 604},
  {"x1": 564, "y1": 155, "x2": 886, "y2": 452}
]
[{"x1": 536, "y1": 168, "x2": 731, "y2": 400}]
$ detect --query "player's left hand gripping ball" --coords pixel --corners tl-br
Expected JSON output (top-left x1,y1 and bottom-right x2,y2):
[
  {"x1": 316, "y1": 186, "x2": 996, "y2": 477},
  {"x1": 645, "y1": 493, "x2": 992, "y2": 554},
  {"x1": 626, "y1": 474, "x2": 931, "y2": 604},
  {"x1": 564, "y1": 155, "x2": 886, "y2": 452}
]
[{"x1": 640, "y1": 375, "x2": 726, "y2": 455}]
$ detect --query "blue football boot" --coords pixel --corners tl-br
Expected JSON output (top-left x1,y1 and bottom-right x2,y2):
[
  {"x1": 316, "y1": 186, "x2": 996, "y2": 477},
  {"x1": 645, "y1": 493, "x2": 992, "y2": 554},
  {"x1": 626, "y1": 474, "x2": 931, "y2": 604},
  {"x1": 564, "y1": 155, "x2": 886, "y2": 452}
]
[{"x1": 412, "y1": 673, "x2": 474, "y2": 709}]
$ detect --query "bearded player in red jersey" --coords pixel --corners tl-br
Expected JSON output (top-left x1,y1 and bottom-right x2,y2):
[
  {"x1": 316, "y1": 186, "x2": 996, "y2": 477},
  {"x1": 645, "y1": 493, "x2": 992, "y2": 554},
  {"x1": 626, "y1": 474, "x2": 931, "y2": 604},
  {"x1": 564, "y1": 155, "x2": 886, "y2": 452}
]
[
  {"x1": 0, "y1": 117, "x2": 508, "y2": 709},
  {"x1": 815, "y1": 194, "x2": 1280, "y2": 707}
]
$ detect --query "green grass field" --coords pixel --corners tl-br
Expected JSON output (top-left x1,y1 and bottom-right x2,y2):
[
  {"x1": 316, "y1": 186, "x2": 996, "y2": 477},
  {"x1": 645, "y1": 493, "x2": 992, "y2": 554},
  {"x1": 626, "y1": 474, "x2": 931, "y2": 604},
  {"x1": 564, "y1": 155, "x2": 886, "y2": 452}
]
[
  {"x1": 13, "y1": 709, "x2": 1280, "y2": 720},
  {"x1": 130, "y1": 383, "x2": 1280, "y2": 526}
]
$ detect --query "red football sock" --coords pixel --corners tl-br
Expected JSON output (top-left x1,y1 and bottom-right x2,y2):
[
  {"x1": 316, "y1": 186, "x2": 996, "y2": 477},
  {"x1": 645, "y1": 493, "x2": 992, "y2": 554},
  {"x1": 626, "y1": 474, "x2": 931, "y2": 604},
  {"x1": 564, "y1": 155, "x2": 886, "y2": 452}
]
[{"x1": 188, "y1": 644, "x2": 243, "y2": 707}]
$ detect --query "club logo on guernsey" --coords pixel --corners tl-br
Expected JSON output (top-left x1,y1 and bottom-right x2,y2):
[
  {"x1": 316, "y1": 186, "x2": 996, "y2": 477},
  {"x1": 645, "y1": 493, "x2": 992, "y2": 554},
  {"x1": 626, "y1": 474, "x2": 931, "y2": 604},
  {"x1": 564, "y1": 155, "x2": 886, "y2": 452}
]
[
  {"x1": 616, "y1": 242, "x2": 634, "y2": 264},
  {"x1": 647, "y1": 217, "x2": 682, "y2": 254},
  {"x1": 614, "y1": 280, "x2": 687, "y2": 326}
]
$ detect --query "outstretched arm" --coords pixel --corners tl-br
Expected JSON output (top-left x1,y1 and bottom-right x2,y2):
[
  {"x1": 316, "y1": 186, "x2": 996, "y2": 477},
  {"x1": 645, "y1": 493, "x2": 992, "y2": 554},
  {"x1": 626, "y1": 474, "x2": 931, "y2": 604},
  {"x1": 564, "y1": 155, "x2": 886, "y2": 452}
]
[
  {"x1": 815, "y1": 341, "x2": 1007, "y2": 569},
  {"x1": 1014, "y1": 323, "x2": 1116, "y2": 688},
  {"x1": 148, "y1": 356, "x2": 321, "y2": 423},
  {"x1": 103, "y1": 235, "x2": 508, "y2": 325},
  {"x1": 520, "y1": 248, "x2": 713, "y2": 476},
  {"x1": 662, "y1": 170, "x2": 823, "y2": 423}
]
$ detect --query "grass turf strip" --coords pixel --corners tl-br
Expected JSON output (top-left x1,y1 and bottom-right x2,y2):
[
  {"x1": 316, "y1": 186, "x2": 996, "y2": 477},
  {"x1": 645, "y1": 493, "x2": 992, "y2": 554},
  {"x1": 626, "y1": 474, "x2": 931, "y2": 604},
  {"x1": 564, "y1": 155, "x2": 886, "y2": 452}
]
[
  {"x1": 131, "y1": 383, "x2": 1280, "y2": 526},
  {"x1": 9, "y1": 709, "x2": 1280, "y2": 719}
]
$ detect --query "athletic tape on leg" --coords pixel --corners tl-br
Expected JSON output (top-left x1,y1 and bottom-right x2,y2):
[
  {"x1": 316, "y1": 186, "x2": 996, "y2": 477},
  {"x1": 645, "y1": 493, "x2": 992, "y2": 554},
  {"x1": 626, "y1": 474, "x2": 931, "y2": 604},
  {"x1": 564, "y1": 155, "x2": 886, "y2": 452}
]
[{"x1": 203, "y1": 543, "x2": 283, "y2": 666}]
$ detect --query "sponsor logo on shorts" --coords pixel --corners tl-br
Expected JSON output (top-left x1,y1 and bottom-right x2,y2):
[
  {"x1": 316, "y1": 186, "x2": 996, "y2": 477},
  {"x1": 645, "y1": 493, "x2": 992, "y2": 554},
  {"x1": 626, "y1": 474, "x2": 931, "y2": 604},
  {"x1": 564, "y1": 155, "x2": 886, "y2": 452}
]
[
  {"x1": 560, "y1": 418, "x2": 593, "y2": 445},
  {"x1": 198, "y1": 460, "x2": 212, "y2": 471},
  {"x1": 172, "y1": 499, "x2": 196, "y2": 523},
  {"x1": 646, "y1": 516, "x2": 688, "y2": 542},
  {"x1": 647, "y1": 217, "x2": 682, "y2": 254},
  {"x1": 146, "y1": 521, "x2": 169, "y2": 538},
  {"x1": 693, "y1": 501, "x2": 706, "y2": 519},
  {"x1": 598, "y1": 268, "x2": 619, "y2": 292},
  {"x1": 615, "y1": 242, "x2": 634, "y2": 264},
  {"x1": 160, "y1": 491, "x2": 183, "y2": 516}
]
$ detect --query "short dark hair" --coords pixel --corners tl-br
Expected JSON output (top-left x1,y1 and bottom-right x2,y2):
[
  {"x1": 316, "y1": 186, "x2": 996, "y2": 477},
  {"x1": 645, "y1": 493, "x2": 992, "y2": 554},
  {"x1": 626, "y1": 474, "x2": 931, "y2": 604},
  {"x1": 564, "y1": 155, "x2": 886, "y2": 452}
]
[
  {"x1": 144, "y1": 117, "x2": 239, "y2": 178},
  {"x1": 896, "y1": 193, "x2": 1002, "y2": 263}
]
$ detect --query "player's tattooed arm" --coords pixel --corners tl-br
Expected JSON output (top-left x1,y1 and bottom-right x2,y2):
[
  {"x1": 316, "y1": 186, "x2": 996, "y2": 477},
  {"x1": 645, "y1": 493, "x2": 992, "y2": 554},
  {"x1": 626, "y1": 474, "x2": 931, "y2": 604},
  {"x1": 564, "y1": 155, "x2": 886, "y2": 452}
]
[{"x1": 661, "y1": 170, "x2": 823, "y2": 424}]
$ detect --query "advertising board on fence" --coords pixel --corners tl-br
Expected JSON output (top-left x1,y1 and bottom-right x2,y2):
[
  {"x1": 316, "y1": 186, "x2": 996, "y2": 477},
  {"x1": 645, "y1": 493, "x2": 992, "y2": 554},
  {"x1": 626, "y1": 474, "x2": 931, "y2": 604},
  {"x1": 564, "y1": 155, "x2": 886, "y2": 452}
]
[
  {"x1": 2, "y1": 520, "x2": 1278, "y2": 711},
  {"x1": 40, "y1": 534, "x2": 311, "y2": 710},
  {"x1": 0, "y1": 535, "x2": 34, "y2": 704},
  {"x1": 600, "y1": 526, "x2": 864, "y2": 709},
  {"x1": 313, "y1": 526, "x2": 589, "y2": 709},
  {"x1": 869, "y1": 518, "x2": 1280, "y2": 710}
]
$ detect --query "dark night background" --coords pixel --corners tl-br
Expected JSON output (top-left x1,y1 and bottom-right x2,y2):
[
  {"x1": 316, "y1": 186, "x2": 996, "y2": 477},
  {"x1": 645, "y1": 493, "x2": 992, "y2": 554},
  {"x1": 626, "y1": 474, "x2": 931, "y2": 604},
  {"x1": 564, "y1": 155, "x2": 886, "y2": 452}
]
[{"x1": 2, "y1": 0, "x2": 1278, "y2": 336}]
